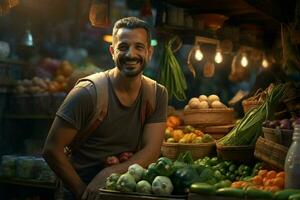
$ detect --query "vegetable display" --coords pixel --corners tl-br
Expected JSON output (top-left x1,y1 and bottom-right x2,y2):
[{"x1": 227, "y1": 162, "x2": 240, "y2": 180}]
[
  {"x1": 218, "y1": 83, "x2": 287, "y2": 146},
  {"x1": 159, "y1": 36, "x2": 187, "y2": 101}
]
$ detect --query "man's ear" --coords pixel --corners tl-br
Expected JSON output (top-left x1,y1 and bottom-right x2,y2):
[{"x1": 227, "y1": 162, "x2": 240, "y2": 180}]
[
  {"x1": 148, "y1": 46, "x2": 154, "y2": 60},
  {"x1": 109, "y1": 45, "x2": 114, "y2": 58}
]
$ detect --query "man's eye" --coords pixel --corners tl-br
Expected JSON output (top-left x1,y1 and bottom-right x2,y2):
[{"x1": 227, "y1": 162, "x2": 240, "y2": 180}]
[
  {"x1": 118, "y1": 45, "x2": 128, "y2": 51},
  {"x1": 136, "y1": 45, "x2": 145, "y2": 50}
]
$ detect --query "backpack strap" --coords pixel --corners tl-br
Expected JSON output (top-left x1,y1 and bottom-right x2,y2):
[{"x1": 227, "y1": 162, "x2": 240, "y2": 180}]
[{"x1": 68, "y1": 71, "x2": 109, "y2": 152}]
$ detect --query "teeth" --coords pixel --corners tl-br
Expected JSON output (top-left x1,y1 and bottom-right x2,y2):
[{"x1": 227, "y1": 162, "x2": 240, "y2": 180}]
[{"x1": 126, "y1": 61, "x2": 138, "y2": 64}]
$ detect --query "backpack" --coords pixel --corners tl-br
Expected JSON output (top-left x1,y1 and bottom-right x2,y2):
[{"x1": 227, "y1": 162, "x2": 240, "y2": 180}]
[{"x1": 68, "y1": 70, "x2": 157, "y2": 152}]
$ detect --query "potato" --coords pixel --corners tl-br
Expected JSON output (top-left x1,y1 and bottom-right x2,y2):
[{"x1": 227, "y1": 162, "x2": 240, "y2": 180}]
[
  {"x1": 198, "y1": 94, "x2": 208, "y2": 102},
  {"x1": 211, "y1": 101, "x2": 226, "y2": 109},
  {"x1": 184, "y1": 105, "x2": 190, "y2": 110},
  {"x1": 198, "y1": 101, "x2": 209, "y2": 109},
  {"x1": 189, "y1": 97, "x2": 200, "y2": 104},
  {"x1": 189, "y1": 100, "x2": 202, "y2": 109},
  {"x1": 208, "y1": 94, "x2": 220, "y2": 103}
]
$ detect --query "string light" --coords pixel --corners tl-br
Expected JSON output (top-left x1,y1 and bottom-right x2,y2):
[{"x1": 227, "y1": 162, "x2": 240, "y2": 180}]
[
  {"x1": 262, "y1": 53, "x2": 269, "y2": 68},
  {"x1": 241, "y1": 53, "x2": 248, "y2": 67},
  {"x1": 214, "y1": 49, "x2": 223, "y2": 63},
  {"x1": 195, "y1": 44, "x2": 203, "y2": 61}
]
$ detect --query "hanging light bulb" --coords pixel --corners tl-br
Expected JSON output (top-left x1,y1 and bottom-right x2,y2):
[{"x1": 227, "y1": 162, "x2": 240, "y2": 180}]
[
  {"x1": 214, "y1": 49, "x2": 223, "y2": 63},
  {"x1": 194, "y1": 43, "x2": 203, "y2": 61},
  {"x1": 262, "y1": 53, "x2": 269, "y2": 68},
  {"x1": 241, "y1": 53, "x2": 248, "y2": 67}
]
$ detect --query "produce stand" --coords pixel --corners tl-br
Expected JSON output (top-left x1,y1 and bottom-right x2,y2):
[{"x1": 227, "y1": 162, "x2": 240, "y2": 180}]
[{"x1": 97, "y1": 189, "x2": 187, "y2": 200}]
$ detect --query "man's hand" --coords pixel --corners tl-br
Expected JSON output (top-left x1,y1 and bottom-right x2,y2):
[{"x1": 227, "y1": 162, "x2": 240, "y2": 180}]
[{"x1": 81, "y1": 168, "x2": 111, "y2": 200}]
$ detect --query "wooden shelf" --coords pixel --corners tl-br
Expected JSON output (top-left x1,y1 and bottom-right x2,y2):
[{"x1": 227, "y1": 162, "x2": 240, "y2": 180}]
[
  {"x1": 0, "y1": 177, "x2": 56, "y2": 189},
  {"x1": 0, "y1": 58, "x2": 27, "y2": 66},
  {"x1": 3, "y1": 114, "x2": 54, "y2": 119}
]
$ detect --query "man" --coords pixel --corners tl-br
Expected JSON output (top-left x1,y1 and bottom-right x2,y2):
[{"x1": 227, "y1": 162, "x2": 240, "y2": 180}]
[{"x1": 43, "y1": 17, "x2": 168, "y2": 200}]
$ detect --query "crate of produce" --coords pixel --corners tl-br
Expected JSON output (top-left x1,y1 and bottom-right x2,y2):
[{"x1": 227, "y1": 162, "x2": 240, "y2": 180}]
[
  {"x1": 216, "y1": 143, "x2": 255, "y2": 163},
  {"x1": 161, "y1": 142, "x2": 216, "y2": 160},
  {"x1": 97, "y1": 189, "x2": 187, "y2": 200},
  {"x1": 204, "y1": 124, "x2": 235, "y2": 140},
  {"x1": 183, "y1": 108, "x2": 235, "y2": 126},
  {"x1": 262, "y1": 127, "x2": 293, "y2": 147},
  {"x1": 254, "y1": 136, "x2": 288, "y2": 170}
]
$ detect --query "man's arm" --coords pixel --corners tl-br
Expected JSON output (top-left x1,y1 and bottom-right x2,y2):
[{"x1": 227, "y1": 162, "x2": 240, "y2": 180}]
[
  {"x1": 43, "y1": 117, "x2": 86, "y2": 199},
  {"x1": 82, "y1": 122, "x2": 166, "y2": 200}
]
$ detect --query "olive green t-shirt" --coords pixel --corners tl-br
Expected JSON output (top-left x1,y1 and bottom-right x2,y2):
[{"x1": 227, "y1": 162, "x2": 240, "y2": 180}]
[{"x1": 56, "y1": 76, "x2": 168, "y2": 180}]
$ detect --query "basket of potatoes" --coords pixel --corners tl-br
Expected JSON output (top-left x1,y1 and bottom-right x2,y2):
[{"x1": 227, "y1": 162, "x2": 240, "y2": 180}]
[{"x1": 183, "y1": 94, "x2": 235, "y2": 126}]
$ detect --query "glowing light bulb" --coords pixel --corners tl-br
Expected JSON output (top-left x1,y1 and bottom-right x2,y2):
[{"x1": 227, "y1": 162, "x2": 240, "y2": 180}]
[
  {"x1": 195, "y1": 49, "x2": 203, "y2": 61},
  {"x1": 262, "y1": 59, "x2": 269, "y2": 68},
  {"x1": 241, "y1": 54, "x2": 248, "y2": 67},
  {"x1": 214, "y1": 51, "x2": 223, "y2": 63}
]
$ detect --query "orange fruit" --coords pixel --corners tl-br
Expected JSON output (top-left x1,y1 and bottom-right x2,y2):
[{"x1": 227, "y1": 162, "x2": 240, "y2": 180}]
[
  {"x1": 266, "y1": 170, "x2": 277, "y2": 179},
  {"x1": 258, "y1": 170, "x2": 268, "y2": 178}
]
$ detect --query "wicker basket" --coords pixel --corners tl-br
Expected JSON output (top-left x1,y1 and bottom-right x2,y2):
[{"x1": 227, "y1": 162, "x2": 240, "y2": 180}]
[
  {"x1": 262, "y1": 127, "x2": 293, "y2": 147},
  {"x1": 216, "y1": 143, "x2": 255, "y2": 163},
  {"x1": 254, "y1": 136, "x2": 288, "y2": 170},
  {"x1": 242, "y1": 100, "x2": 263, "y2": 114},
  {"x1": 183, "y1": 108, "x2": 235, "y2": 126},
  {"x1": 161, "y1": 142, "x2": 216, "y2": 160}
]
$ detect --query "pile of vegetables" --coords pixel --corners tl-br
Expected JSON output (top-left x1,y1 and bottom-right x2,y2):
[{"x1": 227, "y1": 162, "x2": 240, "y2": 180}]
[
  {"x1": 218, "y1": 83, "x2": 287, "y2": 146},
  {"x1": 185, "y1": 94, "x2": 228, "y2": 110},
  {"x1": 263, "y1": 117, "x2": 300, "y2": 130},
  {"x1": 159, "y1": 36, "x2": 187, "y2": 101}
]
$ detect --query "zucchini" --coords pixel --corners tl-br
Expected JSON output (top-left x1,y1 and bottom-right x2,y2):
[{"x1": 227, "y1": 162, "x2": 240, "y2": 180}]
[
  {"x1": 289, "y1": 193, "x2": 300, "y2": 200},
  {"x1": 246, "y1": 188, "x2": 273, "y2": 199},
  {"x1": 216, "y1": 187, "x2": 245, "y2": 198},
  {"x1": 274, "y1": 189, "x2": 300, "y2": 200},
  {"x1": 189, "y1": 182, "x2": 216, "y2": 195}
]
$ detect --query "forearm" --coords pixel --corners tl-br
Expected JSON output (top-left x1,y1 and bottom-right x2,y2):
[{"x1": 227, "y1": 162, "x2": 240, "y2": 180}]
[{"x1": 43, "y1": 148, "x2": 86, "y2": 198}]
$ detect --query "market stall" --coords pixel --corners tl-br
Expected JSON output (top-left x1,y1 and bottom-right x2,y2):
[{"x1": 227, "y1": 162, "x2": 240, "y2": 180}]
[{"x1": 0, "y1": 0, "x2": 299, "y2": 200}]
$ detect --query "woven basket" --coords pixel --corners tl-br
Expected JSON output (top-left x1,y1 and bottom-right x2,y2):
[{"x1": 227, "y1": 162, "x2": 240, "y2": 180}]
[
  {"x1": 254, "y1": 136, "x2": 288, "y2": 170},
  {"x1": 242, "y1": 100, "x2": 263, "y2": 114},
  {"x1": 183, "y1": 108, "x2": 235, "y2": 126},
  {"x1": 216, "y1": 143, "x2": 255, "y2": 163},
  {"x1": 262, "y1": 127, "x2": 293, "y2": 147},
  {"x1": 161, "y1": 142, "x2": 216, "y2": 160}
]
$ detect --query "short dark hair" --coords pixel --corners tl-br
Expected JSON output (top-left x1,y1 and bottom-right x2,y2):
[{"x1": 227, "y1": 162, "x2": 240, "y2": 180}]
[{"x1": 112, "y1": 17, "x2": 151, "y2": 46}]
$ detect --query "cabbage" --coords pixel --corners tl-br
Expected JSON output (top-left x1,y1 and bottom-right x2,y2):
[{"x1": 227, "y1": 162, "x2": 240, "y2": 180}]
[
  {"x1": 136, "y1": 180, "x2": 152, "y2": 194},
  {"x1": 116, "y1": 173, "x2": 136, "y2": 192},
  {"x1": 152, "y1": 176, "x2": 173, "y2": 195},
  {"x1": 127, "y1": 163, "x2": 145, "y2": 182},
  {"x1": 105, "y1": 173, "x2": 121, "y2": 190}
]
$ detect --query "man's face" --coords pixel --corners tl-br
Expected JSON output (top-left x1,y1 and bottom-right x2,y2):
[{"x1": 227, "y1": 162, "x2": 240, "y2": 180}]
[{"x1": 110, "y1": 28, "x2": 153, "y2": 77}]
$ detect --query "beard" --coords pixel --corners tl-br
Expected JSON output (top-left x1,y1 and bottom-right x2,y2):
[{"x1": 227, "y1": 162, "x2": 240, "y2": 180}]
[{"x1": 115, "y1": 55, "x2": 147, "y2": 77}]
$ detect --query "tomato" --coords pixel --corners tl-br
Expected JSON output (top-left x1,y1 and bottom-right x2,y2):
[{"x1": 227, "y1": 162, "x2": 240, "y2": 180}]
[
  {"x1": 276, "y1": 171, "x2": 285, "y2": 179},
  {"x1": 273, "y1": 177, "x2": 284, "y2": 189},
  {"x1": 252, "y1": 175, "x2": 263, "y2": 185},
  {"x1": 266, "y1": 170, "x2": 277, "y2": 179},
  {"x1": 258, "y1": 170, "x2": 268, "y2": 178}
]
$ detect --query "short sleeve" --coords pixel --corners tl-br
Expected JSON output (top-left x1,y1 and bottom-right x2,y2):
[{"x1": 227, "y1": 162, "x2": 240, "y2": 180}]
[
  {"x1": 145, "y1": 84, "x2": 168, "y2": 123},
  {"x1": 56, "y1": 84, "x2": 95, "y2": 130}
]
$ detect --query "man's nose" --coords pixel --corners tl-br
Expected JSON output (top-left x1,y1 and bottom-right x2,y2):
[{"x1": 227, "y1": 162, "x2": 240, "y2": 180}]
[{"x1": 125, "y1": 47, "x2": 137, "y2": 57}]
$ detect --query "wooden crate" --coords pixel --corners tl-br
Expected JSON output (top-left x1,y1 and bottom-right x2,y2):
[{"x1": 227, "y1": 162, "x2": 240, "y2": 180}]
[
  {"x1": 183, "y1": 108, "x2": 235, "y2": 126},
  {"x1": 161, "y1": 142, "x2": 216, "y2": 160},
  {"x1": 97, "y1": 189, "x2": 187, "y2": 200},
  {"x1": 204, "y1": 124, "x2": 235, "y2": 139},
  {"x1": 262, "y1": 127, "x2": 293, "y2": 147},
  {"x1": 216, "y1": 143, "x2": 255, "y2": 164}
]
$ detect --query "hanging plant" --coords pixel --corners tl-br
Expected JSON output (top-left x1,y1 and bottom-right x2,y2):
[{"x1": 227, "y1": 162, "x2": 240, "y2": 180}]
[{"x1": 159, "y1": 36, "x2": 187, "y2": 101}]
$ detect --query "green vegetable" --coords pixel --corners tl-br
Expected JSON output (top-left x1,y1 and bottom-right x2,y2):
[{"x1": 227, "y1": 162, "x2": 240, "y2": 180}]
[
  {"x1": 171, "y1": 166, "x2": 200, "y2": 194},
  {"x1": 289, "y1": 193, "x2": 300, "y2": 200},
  {"x1": 198, "y1": 168, "x2": 217, "y2": 185},
  {"x1": 143, "y1": 163, "x2": 158, "y2": 184},
  {"x1": 201, "y1": 134, "x2": 214, "y2": 143},
  {"x1": 105, "y1": 173, "x2": 121, "y2": 190},
  {"x1": 152, "y1": 176, "x2": 173, "y2": 195},
  {"x1": 246, "y1": 188, "x2": 273, "y2": 199},
  {"x1": 136, "y1": 180, "x2": 152, "y2": 194},
  {"x1": 214, "y1": 180, "x2": 232, "y2": 189},
  {"x1": 218, "y1": 84, "x2": 287, "y2": 146},
  {"x1": 159, "y1": 36, "x2": 187, "y2": 101},
  {"x1": 116, "y1": 173, "x2": 136, "y2": 192},
  {"x1": 274, "y1": 189, "x2": 300, "y2": 200},
  {"x1": 127, "y1": 163, "x2": 145, "y2": 182},
  {"x1": 154, "y1": 157, "x2": 173, "y2": 177},
  {"x1": 216, "y1": 187, "x2": 245, "y2": 198},
  {"x1": 190, "y1": 182, "x2": 216, "y2": 195}
]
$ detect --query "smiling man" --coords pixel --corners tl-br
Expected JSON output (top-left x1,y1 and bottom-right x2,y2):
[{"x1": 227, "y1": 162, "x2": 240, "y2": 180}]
[{"x1": 43, "y1": 17, "x2": 168, "y2": 200}]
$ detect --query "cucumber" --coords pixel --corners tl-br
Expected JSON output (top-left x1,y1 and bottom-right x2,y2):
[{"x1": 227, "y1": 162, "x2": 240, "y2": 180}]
[
  {"x1": 246, "y1": 188, "x2": 273, "y2": 199},
  {"x1": 189, "y1": 182, "x2": 216, "y2": 195},
  {"x1": 274, "y1": 189, "x2": 300, "y2": 200},
  {"x1": 216, "y1": 187, "x2": 245, "y2": 198},
  {"x1": 289, "y1": 193, "x2": 300, "y2": 200}
]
